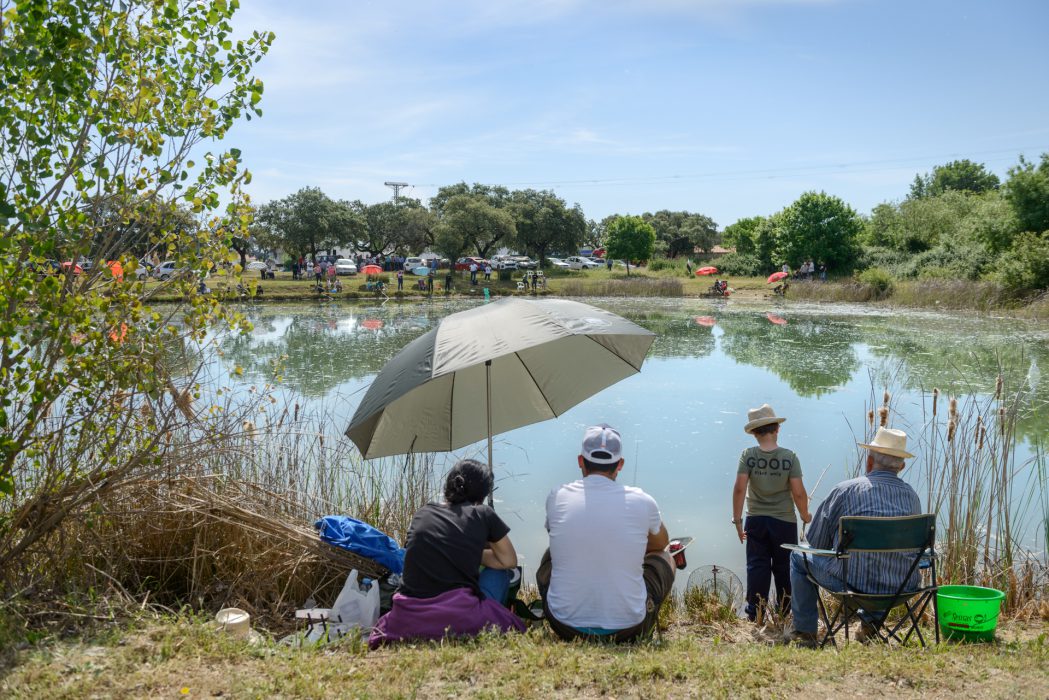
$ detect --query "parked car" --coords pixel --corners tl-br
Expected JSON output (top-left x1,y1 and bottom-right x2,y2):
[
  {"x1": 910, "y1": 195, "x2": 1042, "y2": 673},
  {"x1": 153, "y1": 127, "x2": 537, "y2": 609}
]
[
  {"x1": 545, "y1": 257, "x2": 571, "y2": 270},
  {"x1": 334, "y1": 258, "x2": 358, "y2": 275},
  {"x1": 491, "y1": 256, "x2": 517, "y2": 271},
  {"x1": 454, "y1": 256, "x2": 488, "y2": 271},
  {"x1": 152, "y1": 260, "x2": 183, "y2": 281},
  {"x1": 512, "y1": 256, "x2": 537, "y2": 270},
  {"x1": 404, "y1": 256, "x2": 425, "y2": 270},
  {"x1": 565, "y1": 256, "x2": 602, "y2": 270},
  {"x1": 133, "y1": 260, "x2": 155, "y2": 280}
]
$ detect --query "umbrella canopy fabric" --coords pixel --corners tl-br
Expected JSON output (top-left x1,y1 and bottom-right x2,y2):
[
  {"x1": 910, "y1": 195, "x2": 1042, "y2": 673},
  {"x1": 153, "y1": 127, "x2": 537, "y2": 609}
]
[
  {"x1": 346, "y1": 297, "x2": 655, "y2": 460},
  {"x1": 361, "y1": 264, "x2": 383, "y2": 275},
  {"x1": 412, "y1": 266, "x2": 431, "y2": 276},
  {"x1": 695, "y1": 266, "x2": 718, "y2": 276},
  {"x1": 767, "y1": 271, "x2": 789, "y2": 284}
]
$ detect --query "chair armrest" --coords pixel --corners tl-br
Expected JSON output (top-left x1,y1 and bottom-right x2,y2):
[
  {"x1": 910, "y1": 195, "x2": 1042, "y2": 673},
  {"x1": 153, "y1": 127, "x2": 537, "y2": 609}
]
[{"x1": 781, "y1": 543, "x2": 839, "y2": 557}]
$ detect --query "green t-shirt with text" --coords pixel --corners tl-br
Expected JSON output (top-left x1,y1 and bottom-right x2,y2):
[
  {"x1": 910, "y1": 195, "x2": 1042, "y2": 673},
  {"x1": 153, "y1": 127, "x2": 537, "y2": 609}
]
[{"x1": 737, "y1": 446, "x2": 803, "y2": 522}]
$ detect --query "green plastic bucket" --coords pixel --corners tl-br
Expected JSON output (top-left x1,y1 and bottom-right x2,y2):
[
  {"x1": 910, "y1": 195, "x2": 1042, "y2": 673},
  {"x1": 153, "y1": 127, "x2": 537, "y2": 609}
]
[{"x1": 937, "y1": 585, "x2": 1005, "y2": 642}]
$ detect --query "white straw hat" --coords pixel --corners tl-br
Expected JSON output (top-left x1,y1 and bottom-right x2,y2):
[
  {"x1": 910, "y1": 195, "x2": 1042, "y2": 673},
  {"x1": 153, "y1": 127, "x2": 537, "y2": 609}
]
[
  {"x1": 743, "y1": 404, "x2": 786, "y2": 434},
  {"x1": 857, "y1": 427, "x2": 914, "y2": 459}
]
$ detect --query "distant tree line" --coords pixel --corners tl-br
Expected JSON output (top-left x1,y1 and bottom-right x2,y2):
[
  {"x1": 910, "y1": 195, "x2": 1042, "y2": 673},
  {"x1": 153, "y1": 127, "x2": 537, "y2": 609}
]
[
  {"x1": 714, "y1": 155, "x2": 1049, "y2": 295},
  {"x1": 251, "y1": 184, "x2": 725, "y2": 268},
  {"x1": 252, "y1": 152, "x2": 1049, "y2": 295}
]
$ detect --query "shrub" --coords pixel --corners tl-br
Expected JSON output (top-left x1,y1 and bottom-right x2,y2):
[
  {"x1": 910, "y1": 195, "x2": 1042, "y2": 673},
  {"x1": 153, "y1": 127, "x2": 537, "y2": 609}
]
[
  {"x1": 856, "y1": 267, "x2": 895, "y2": 298},
  {"x1": 715, "y1": 252, "x2": 764, "y2": 276},
  {"x1": 647, "y1": 257, "x2": 680, "y2": 272},
  {"x1": 996, "y1": 231, "x2": 1049, "y2": 295}
]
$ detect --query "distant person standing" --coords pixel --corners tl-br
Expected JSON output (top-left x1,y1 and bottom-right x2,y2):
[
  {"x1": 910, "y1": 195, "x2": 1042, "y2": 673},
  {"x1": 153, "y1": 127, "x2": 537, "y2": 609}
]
[
  {"x1": 606, "y1": 258, "x2": 613, "y2": 272},
  {"x1": 306, "y1": 259, "x2": 314, "y2": 278},
  {"x1": 427, "y1": 268, "x2": 434, "y2": 295},
  {"x1": 781, "y1": 262, "x2": 789, "y2": 276},
  {"x1": 484, "y1": 264, "x2": 492, "y2": 282},
  {"x1": 818, "y1": 262, "x2": 827, "y2": 281},
  {"x1": 686, "y1": 259, "x2": 693, "y2": 276},
  {"x1": 445, "y1": 270, "x2": 453, "y2": 294},
  {"x1": 470, "y1": 262, "x2": 478, "y2": 286},
  {"x1": 397, "y1": 268, "x2": 403, "y2": 291}
]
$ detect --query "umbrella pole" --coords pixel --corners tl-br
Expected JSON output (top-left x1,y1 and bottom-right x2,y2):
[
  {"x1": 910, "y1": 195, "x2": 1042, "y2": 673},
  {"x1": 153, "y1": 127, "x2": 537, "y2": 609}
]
[{"x1": 486, "y1": 359, "x2": 494, "y2": 507}]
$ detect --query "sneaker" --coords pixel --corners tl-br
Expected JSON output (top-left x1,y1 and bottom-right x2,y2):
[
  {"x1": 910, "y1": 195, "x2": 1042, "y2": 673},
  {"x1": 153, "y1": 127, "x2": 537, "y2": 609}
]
[{"x1": 782, "y1": 628, "x2": 819, "y2": 648}]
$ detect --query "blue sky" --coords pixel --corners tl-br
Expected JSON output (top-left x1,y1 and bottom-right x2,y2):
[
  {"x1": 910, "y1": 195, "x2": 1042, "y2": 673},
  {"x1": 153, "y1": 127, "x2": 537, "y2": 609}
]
[{"x1": 231, "y1": 0, "x2": 1049, "y2": 229}]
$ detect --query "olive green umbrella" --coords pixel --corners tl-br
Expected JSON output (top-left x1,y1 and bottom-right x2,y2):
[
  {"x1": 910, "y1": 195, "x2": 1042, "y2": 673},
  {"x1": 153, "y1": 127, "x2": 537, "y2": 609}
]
[{"x1": 345, "y1": 298, "x2": 655, "y2": 468}]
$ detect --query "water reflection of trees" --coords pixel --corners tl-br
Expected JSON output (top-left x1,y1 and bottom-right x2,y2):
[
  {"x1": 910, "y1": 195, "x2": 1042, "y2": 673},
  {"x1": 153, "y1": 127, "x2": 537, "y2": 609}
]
[
  {"x1": 219, "y1": 306, "x2": 435, "y2": 397},
  {"x1": 717, "y1": 313, "x2": 861, "y2": 397},
  {"x1": 860, "y1": 319, "x2": 1049, "y2": 442},
  {"x1": 630, "y1": 311, "x2": 716, "y2": 359}
]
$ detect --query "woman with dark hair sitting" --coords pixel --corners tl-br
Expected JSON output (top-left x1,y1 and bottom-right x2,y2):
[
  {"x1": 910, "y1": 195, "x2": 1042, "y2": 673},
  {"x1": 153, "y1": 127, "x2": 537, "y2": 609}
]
[{"x1": 368, "y1": 460, "x2": 525, "y2": 647}]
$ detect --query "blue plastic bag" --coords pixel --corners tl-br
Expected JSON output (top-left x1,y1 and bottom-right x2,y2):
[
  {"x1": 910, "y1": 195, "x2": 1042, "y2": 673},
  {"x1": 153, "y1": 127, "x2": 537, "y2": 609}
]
[{"x1": 314, "y1": 516, "x2": 405, "y2": 574}]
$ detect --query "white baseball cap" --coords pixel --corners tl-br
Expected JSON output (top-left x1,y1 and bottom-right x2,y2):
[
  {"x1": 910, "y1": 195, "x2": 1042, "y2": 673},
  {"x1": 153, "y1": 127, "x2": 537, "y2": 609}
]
[{"x1": 581, "y1": 423, "x2": 623, "y2": 464}]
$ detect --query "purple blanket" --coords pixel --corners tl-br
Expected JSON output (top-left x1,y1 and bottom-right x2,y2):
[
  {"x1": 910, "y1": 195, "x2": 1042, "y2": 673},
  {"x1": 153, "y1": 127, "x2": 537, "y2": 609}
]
[{"x1": 368, "y1": 587, "x2": 525, "y2": 649}]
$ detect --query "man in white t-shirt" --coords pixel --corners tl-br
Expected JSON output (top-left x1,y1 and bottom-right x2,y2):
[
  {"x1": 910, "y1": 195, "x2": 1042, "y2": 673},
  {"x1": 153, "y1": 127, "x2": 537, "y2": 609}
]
[{"x1": 536, "y1": 424, "x2": 675, "y2": 641}]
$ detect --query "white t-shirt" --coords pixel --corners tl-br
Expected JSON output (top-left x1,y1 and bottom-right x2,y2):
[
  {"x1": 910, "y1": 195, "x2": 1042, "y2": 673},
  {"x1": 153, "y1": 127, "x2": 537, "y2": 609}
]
[{"x1": 545, "y1": 475, "x2": 663, "y2": 629}]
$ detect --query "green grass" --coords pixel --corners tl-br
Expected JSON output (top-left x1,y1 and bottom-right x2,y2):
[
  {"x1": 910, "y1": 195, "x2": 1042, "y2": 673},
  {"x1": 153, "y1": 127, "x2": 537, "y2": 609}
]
[{"x1": 2, "y1": 616, "x2": 1046, "y2": 699}]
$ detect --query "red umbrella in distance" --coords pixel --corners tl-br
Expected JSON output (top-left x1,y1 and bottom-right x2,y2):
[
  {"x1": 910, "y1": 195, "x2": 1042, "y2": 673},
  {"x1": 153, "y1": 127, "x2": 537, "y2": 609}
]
[
  {"x1": 766, "y1": 312, "x2": 787, "y2": 326},
  {"x1": 360, "y1": 319, "x2": 384, "y2": 331},
  {"x1": 767, "y1": 271, "x2": 788, "y2": 284},
  {"x1": 361, "y1": 264, "x2": 383, "y2": 275},
  {"x1": 695, "y1": 266, "x2": 718, "y2": 276},
  {"x1": 693, "y1": 316, "x2": 716, "y2": 327}
]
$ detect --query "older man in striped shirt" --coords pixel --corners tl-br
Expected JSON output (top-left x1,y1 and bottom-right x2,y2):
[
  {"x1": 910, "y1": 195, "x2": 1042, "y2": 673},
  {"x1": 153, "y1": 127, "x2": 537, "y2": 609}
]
[{"x1": 785, "y1": 427, "x2": 921, "y2": 647}]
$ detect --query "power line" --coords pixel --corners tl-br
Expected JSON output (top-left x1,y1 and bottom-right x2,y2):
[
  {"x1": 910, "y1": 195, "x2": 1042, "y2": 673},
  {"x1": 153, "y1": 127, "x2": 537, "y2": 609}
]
[{"x1": 411, "y1": 144, "x2": 1045, "y2": 190}]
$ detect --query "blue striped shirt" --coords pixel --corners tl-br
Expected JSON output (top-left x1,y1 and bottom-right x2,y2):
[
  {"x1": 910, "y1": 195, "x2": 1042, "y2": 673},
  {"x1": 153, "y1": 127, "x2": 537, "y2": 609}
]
[{"x1": 806, "y1": 470, "x2": 923, "y2": 594}]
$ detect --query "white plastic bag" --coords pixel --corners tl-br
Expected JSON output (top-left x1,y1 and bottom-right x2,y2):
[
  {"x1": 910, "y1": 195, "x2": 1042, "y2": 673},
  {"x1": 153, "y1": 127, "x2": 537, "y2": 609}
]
[{"x1": 329, "y1": 569, "x2": 380, "y2": 638}]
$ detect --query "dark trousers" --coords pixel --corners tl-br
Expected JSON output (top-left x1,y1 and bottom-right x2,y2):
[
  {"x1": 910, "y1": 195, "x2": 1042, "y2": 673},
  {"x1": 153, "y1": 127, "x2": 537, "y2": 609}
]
[
  {"x1": 536, "y1": 548, "x2": 674, "y2": 642},
  {"x1": 744, "y1": 515, "x2": 797, "y2": 621}
]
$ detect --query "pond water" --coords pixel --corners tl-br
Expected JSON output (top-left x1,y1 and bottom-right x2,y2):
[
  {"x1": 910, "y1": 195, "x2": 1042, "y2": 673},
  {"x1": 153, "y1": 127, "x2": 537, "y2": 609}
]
[{"x1": 211, "y1": 298, "x2": 1049, "y2": 587}]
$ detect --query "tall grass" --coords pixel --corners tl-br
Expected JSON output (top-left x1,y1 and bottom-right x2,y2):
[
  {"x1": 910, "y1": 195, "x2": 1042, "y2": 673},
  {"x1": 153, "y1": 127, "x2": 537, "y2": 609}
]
[
  {"x1": 1, "y1": 390, "x2": 438, "y2": 626},
  {"x1": 863, "y1": 375, "x2": 1047, "y2": 611},
  {"x1": 560, "y1": 277, "x2": 683, "y2": 297},
  {"x1": 791, "y1": 278, "x2": 1018, "y2": 312}
]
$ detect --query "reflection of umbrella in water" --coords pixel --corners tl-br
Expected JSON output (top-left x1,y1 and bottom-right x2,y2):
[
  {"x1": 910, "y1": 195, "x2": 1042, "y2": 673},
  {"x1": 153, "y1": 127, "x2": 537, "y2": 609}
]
[
  {"x1": 361, "y1": 264, "x2": 383, "y2": 275},
  {"x1": 693, "y1": 316, "x2": 717, "y2": 327},
  {"x1": 767, "y1": 312, "x2": 787, "y2": 326},
  {"x1": 695, "y1": 266, "x2": 718, "y2": 276},
  {"x1": 360, "y1": 319, "x2": 384, "y2": 331},
  {"x1": 767, "y1": 271, "x2": 789, "y2": 284},
  {"x1": 345, "y1": 298, "x2": 656, "y2": 498}
]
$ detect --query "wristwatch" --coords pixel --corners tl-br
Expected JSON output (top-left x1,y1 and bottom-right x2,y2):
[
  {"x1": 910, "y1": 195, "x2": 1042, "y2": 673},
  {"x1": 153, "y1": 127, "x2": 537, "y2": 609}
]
[{"x1": 731, "y1": 518, "x2": 742, "y2": 525}]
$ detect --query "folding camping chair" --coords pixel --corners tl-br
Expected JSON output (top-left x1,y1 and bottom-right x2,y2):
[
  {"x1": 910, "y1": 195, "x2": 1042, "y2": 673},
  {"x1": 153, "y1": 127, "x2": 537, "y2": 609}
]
[{"x1": 789, "y1": 514, "x2": 939, "y2": 647}]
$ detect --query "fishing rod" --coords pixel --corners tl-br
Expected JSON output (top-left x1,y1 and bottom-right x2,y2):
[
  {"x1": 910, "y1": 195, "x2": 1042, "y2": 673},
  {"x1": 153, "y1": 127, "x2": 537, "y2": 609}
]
[{"x1": 801, "y1": 463, "x2": 832, "y2": 541}]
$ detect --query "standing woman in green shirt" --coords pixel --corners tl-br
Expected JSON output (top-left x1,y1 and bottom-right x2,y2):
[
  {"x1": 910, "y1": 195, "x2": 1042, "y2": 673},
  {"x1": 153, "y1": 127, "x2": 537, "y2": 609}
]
[{"x1": 732, "y1": 404, "x2": 811, "y2": 622}]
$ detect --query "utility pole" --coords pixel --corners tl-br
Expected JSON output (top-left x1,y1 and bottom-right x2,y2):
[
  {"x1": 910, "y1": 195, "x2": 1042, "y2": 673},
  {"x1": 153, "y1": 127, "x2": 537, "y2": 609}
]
[{"x1": 384, "y1": 181, "x2": 409, "y2": 201}]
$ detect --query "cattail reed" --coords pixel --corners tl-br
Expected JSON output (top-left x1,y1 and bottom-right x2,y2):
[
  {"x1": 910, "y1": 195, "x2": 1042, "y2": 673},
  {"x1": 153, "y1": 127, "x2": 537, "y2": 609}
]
[
  {"x1": 947, "y1": 418, "x2": 956, "y2": 442},
  {"x1": 878, "y1": 405, "x2": 889, "y2": 427},
  {"x1": 932, "y1": 388, "x2": 939, "y2": 417},
  {"x1": 995, "y1": 375, "x2": 1003, "y2": 400},
  {"x1": 883, "y1": 390, "x2": 891, "y2": 406},
  {"x1": 867, "y1": 409, "x2": 875, "y2": 427},
  {"x1": 949, "y1": 397, "x2": 957, "y2": 420}
]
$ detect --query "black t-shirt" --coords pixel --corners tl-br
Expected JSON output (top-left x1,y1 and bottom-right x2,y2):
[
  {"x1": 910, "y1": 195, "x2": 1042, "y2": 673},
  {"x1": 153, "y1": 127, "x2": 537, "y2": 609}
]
[{"x1": 399, "y1": 502, "x2": 510, "y2": 599}]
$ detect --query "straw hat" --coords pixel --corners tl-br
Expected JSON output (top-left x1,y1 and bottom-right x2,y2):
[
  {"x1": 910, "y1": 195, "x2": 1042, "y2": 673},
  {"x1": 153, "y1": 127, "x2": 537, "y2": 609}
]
[
  {"x1": 857, "y1": 427, "x2": 914, "y2": 459},
  {"x1": 744, "y1": 404, "x2": 786, "y2": 434},
  {"x1": 215, "y1": 608, "x2": 262, "y2": 643}
]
